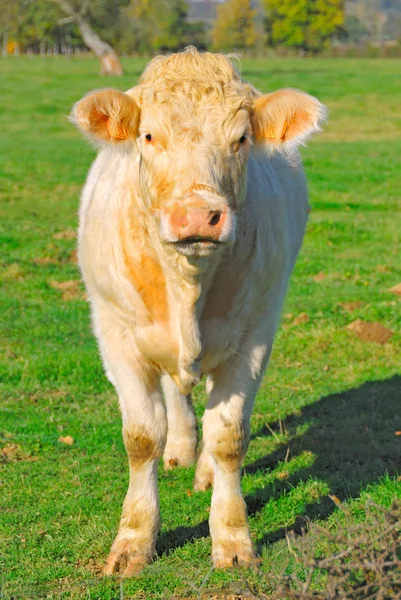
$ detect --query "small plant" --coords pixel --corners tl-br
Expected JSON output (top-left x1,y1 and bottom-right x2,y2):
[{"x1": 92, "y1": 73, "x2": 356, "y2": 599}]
[
  {"x1": 277, "y1": 500, "x2": 401, "y2": 599},
  {"x1": 184, "y1": 501, "x2": 401, "y2": 599}
]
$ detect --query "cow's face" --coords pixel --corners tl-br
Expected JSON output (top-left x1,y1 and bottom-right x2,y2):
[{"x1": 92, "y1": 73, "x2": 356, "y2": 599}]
[
  {"x1": 132, "y1": 90, "x2": 252, "y2": 257},
  {"x1": 72, "y1": 54, "x2": 325, "y2": 258}
]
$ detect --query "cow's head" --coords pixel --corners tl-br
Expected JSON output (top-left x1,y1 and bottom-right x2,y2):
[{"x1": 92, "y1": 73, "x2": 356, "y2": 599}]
[{"x1": 71, "y1": 49, "x2": 326, "y2": 258}]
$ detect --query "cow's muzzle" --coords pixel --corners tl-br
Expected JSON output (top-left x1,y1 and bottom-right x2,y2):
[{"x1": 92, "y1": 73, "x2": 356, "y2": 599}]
[{"x1": 160, "y1": 204, "x2": 236, "y2": 257}]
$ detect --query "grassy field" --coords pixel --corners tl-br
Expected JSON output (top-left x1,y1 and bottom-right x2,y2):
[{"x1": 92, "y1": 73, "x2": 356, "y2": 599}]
[{"x1": 1, "y1": 55, "x2": 401, "y2": 599}]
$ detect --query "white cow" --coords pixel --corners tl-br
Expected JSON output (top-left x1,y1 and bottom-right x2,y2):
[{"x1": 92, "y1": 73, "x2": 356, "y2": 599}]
[{"x1": 71, "y1": 48, "x2": 326, "y2": 576}]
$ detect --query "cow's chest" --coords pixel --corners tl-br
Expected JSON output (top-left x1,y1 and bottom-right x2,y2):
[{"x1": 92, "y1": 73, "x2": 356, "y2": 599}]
[
  {"x1": 133, "y1": 274, "x2": 252, "y2": 384},
  {"x1": 134, "y1": 321, "x2": 181, "y2": 379},
  {"x1": 199, "y1": 278, "x2": 254, "y2": 373},
  {"x1": 133, "y1": 245, "x2": 260, "y2": 382}
]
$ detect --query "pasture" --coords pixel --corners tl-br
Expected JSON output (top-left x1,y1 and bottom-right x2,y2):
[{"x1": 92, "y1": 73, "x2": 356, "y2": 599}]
[{"x1": 1, "y1": 56, "x2": 400, "y2": 598}]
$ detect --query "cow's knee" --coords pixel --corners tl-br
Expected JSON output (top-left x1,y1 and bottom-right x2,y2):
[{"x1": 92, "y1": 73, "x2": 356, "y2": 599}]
[
  {"x1": 195, "y1": 414, "x2": 248, "y2": 491},
  {"x1": 123, "y1": 424, "x2": 166, "y2": 470},
  {"x1": 203, "y1": 418, "x2": 249, "y2": 472}
]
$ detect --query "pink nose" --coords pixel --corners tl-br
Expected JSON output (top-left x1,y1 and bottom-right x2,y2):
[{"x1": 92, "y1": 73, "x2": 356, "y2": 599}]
[{"x1": 169, "y1": 207, "x2": 227, "y2": 242}]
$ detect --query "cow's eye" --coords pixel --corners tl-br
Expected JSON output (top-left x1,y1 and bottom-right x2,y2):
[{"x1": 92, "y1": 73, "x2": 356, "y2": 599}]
[
  {"x1": 239, "y1": 134, "x2": 247, "y2": 144},
  {"x1": 145, "y1": 133, "x2": 152, "y2": 142}
]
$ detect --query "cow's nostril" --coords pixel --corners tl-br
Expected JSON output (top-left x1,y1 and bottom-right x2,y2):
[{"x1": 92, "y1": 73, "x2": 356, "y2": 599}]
[{"x1": 209, "y1": 212, "x2": 221, "y2": 227}]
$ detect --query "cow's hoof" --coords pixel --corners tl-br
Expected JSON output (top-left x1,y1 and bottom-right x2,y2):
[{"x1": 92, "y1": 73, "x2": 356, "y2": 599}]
[
  {"x1": 103, "y1": 538, "x2": 149, "y2": 577},
  {"x1": 163, "y1": 441, "x2": 196, "y2": 470},
  {"x1": 193, "y1": 473, "x2": 213, "y2": 491},
  {"x1": 212, "y1": 541, "x2": 259, "y2": 570}
]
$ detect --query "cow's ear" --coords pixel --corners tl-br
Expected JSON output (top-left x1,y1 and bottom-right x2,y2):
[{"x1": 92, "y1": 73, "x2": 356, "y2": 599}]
[
  {"x1": 71, "y1": 89, "x2": 140, "y2": 144},
  {"x1": 252, "y1": 89, "x2": 327, "y2": 149}
]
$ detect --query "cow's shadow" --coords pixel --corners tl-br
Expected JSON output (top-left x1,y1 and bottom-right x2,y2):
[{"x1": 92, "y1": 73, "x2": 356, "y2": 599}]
[{"x1": 157, "y1": 375, "x2": 401, "y2": 555}]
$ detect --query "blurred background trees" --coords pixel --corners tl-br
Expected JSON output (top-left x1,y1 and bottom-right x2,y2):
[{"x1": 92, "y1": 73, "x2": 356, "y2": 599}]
[
  {"x1": 211, "y1": 0, "x2": 262, "y2": 53},
  {"x1": 127, "y1": 0, "x2": 199, "y2": 53},
  {"x1": 1, "y1": 0, "x2": 401, "y2": 66},
  {"x1": 264, "y1": 0, "x2": 344, "y2": 53},
  {"x1": 49, "y1": 0, "x2": 127, "y2": 74}
]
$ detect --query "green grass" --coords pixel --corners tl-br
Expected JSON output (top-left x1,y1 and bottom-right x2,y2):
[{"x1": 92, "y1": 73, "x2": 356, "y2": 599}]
[{"x1": 1, "y1": 55, "x2": 400, "y2": 599}]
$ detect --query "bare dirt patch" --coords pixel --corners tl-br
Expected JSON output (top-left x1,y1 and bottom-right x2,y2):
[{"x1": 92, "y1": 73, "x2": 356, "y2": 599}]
[
  {"x1": 313, "y1": 272, "x2": 326, "y2": 282},
  {"x1": 33, "y1": 256, "x2": 58, "y2": 265},
  {"x1": 388, "y1": 283, "x2": 401, "y2": 296},
  {"x1": 292, "y1": 312, "x2": 309, "y2": 325},
  {"x1": 1, "y1": 444, "x2": 37, "y2": 463},
  {"x1": 3, "y1": 263, "x2": 24, "y2": 280},
  {"x1": 347, "y1": 319, "x2": 393, "y2": 344},
  {"x1": 49, "y1": 279, "x2": 85, "y2": 301},
  {"x1": 58, "y1": 436, "x2": 74, "y2": 445},
  {"x1": 53, "y1": 229, "x2": 76, "y2": 240}
]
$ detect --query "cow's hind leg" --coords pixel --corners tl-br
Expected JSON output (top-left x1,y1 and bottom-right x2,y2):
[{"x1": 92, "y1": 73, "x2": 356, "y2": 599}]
[
  {"x1": 194, "y1": 376, "x2": 214, "y2": 490},
  {"x1": 96, "y1": 316, "x2": 167, "y2": 577},
  {"x1": 194, "y1": 444, "x2": 214, "y2": 491},
  {"x1": 201, "y1": 335, "x2": 272, "y2": 568},
  {"x1": 161, "y1": 374, "x2": 197, "y2": 470}
]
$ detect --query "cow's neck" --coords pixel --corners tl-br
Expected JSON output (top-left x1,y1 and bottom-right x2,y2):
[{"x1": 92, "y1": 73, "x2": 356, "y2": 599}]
[{"x1": 161, "y1": 244, "x2": 223, "y2": 394}]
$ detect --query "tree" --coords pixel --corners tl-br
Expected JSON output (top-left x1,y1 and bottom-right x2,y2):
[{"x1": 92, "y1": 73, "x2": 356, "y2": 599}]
[
  {"x1": 347, "y1": 0, "x2": 396, "y2": 45},
  {"x1": 127, "y1": 0, "x2": 189, "y2": 53},
  {"x1": 48, "y1": 0, "x2": 125, "y2": 74},
  {"x1": 185, "y1": 20, "x2": 208, "y2": 50},
  {"x1": 339, "y1": 14, "x2": 369, "y2": 44},
  {"x1": 212, "y1": 0, "x2": 261, "y2": 52},
  {"x1": 0, "y1": 0, "x2": 81, "y2": 54},
  {"x1": 264, "y1": 0, "x2": 344, "y2": 53},
  {"x1": 0, "y1": 0, "x2": 26, "y2": 54},
  {"x1": 0, "y1": 0, "x2": 127, "y2": 72},
  {"x1": 154, "y1": 0, "x2": 189, "y2": 51}
]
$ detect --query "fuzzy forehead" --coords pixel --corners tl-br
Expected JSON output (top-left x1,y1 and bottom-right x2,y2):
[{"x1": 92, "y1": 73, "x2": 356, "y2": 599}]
[
  {"x1": 139, "y1": 48, "x2": 256, "y2": 106},
  {"x1": 134, "y1": 50, "x2": 257, "y2": 144},
  {"x1": 141, "y1": 103, "x2": 251, "y2": 149}
]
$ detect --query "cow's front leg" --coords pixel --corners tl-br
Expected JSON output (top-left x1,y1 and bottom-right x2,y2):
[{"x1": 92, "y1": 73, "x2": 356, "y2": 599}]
[
  {"x1": 202, "y1": 397, "x2": 255, "y2": 568},
  {"x1": 99, "y1": 333, "x2": 167, "y2": 576},
  {"x1": 161, "y1": 374, "x2": 197, "y2": 470},
  {"x1": 201, "y1": 339, "x2": 272, "y2": 568}
]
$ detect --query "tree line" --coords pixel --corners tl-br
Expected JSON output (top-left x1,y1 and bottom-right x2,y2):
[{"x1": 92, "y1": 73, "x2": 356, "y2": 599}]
[{"x1": 1, "y1": 0, "x2": 400, "y2": 71}]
